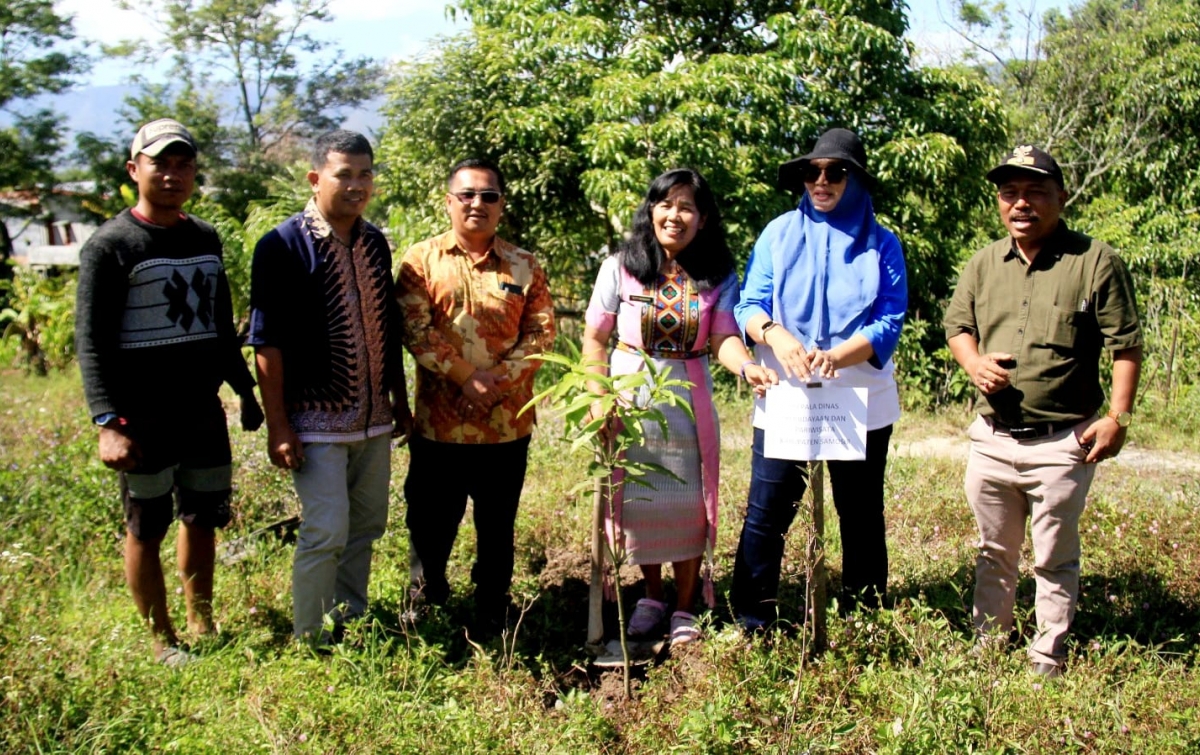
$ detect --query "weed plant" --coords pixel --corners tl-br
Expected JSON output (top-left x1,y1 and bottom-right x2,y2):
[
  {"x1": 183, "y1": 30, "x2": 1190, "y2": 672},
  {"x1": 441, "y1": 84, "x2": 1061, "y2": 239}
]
[{"x1": 1, "y1": 369, "x2": 1198, "y2": 752}]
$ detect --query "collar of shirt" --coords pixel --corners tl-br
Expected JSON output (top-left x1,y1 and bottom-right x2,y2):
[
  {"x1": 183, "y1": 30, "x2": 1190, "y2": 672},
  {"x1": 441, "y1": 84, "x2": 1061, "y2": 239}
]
[
  {"x1": 303, "y1": 197, "x2": 363, "y2": 247},
  {"x1": 1000, "y1": 220, "x2": 1071, "y2": 268},
  {"x1": 438, "y1": 230, "x2": 521, "y2": 268}
]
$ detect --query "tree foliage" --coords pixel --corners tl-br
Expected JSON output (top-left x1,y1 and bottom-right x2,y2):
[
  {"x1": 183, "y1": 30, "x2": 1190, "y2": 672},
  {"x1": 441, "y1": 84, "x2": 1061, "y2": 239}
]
[
  {"x1": 0, "y1": 0, "x2": 85, "y2": 109},
  {"x1": 377, "y1": 0, "x2": 1009, "y2": 320},
  {"x1": 0, "y1": 0, "x2": 87, "y2": 258},
  {"x1": 115, "y1": 0, "x2": 384, "y2": 158},
  {"x1": 70, "y1": 0, "x2": 385, "y2": 222}
]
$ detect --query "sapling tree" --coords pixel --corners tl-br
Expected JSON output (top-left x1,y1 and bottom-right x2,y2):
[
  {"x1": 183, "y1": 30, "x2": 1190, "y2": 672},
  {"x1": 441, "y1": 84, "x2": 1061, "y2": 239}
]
[{"x1": 523, "y1": 346, "x2": 693, "y2": 699}]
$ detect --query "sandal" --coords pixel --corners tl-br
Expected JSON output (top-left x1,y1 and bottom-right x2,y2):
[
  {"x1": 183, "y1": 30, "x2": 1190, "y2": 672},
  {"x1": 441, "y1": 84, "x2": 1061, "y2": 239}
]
[
  {"x1": 669, "y1": 611, "x2": 701, "y2": 645},
  {"x1": 627, "y1": 598, "x2": 667, "y2": 637}
]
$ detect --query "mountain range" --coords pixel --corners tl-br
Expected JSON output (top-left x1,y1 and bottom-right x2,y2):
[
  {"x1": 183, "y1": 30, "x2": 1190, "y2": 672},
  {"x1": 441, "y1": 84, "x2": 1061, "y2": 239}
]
[{"x1": 1, "y1": 84, "x2": 386, "y2": 163}]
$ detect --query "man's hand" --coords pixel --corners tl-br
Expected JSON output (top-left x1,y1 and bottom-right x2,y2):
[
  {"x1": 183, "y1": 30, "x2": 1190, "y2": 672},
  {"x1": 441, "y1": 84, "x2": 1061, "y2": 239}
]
[
  {"x1": 461, "y1": 370, "x2": 503, "y2": 411},
  {"x1": 970, "y1": 352, "x2": 1015, "y2": 395},
  {"x1": 99, "y1": 426, "x2": 142, "y2": 472},
  {"x1": 266, "y1": 423, "x2": 305, "y2": 470},
  {"x1": 764, "y1": 328, "x2": 811, "y2": 381},
  {"x1": 392, "y1": 403, "x2": 413, "y2": 445},
  {"x1": 455, "y1": 395, "x2": 493, "y2": 420},
  {"x1": 240, "y1": 392, "x2": 265, "y2": 432},
  {"x1": 1079, "y1": 416, "x2": 1127, "y2": 463}
]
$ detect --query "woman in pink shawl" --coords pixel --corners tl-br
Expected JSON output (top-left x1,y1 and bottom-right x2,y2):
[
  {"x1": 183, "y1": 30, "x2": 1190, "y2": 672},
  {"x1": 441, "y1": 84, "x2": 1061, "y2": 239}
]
[{"x1": 582, "y1": 168, "x2": 777, "y2": 645}]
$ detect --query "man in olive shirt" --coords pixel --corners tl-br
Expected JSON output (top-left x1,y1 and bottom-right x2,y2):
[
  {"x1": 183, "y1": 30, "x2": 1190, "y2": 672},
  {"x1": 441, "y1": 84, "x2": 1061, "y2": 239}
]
[{"x1": 944, "y1": 145, "x2": 1142, "y2": 678}]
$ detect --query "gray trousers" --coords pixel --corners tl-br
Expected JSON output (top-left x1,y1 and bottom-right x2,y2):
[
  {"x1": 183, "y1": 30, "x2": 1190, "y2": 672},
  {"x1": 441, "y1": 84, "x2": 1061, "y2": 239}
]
[
  {"x1": 966, "y1": 414, "x2": 1097, "y2": 665},
  {"x1": 290, "y1": 435, "x2": 391, "y2": 639}
]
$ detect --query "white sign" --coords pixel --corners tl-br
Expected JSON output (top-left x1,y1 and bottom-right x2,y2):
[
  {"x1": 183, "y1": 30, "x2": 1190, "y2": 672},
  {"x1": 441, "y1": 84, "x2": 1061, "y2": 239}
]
[{"x1": 763, "y1": 382, "x2": 868, "y2": 461}]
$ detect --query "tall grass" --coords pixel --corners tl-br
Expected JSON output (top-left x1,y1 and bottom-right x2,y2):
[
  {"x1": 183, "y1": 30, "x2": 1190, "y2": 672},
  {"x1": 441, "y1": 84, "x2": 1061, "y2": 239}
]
[{"x1": 1, "y1": 369, "x2": 1198, "y2": 752}]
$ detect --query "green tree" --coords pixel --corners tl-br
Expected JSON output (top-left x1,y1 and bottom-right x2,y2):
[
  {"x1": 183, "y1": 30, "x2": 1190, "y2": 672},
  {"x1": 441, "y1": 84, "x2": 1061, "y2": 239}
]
[
  {"x1": 0, "y1": 0, "x2": 87, "y2": 260},
  {"x1": 114, "y1": 0, "x2": 384, "y2": 156},
  {"x1": 377, "y1": 0, "x2": 1008, "y2": 327},
  {"x1": 99, "y1": 0, "x2": 385, "y2": 220}
]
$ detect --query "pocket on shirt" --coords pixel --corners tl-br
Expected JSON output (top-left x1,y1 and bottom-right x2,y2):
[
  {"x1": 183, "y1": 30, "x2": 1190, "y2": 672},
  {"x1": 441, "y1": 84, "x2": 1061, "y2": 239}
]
[
  {"x1": 486, "y1": 287, "x2": 525, "y2": 323},
  {"x1": 1046, "y1": 306, "x2": 1081, "y2": 349}
]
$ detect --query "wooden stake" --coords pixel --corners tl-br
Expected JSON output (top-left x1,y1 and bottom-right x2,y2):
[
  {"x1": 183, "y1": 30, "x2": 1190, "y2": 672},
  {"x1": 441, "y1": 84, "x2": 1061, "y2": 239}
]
[
  {"x1": 809, "y1": 460, "x2": 827, "y2": 652},
  {"x1": 587, "y1": 474, "x2": 605, "y2": 649}
]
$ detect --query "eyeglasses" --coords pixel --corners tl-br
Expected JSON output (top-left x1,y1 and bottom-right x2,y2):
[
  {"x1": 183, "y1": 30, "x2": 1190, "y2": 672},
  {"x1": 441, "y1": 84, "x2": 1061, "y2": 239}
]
[
  {"x1": 800, "y1": 164, "x2": 850, "y2": 184},
  {"x1": 451, "y1": 190, "x2": 503, "y2": 205}
]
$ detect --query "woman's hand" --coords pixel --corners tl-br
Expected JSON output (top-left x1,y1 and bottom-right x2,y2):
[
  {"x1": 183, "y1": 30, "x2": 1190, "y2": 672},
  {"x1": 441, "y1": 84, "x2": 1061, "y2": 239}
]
[
  {"x1": 808, "y1": 348, "x2": 840, "y2": 379},
  {"x1": 585, "y1": 399, "x2": 620, "y2": 447},
  {"x1": 764, "y1": 327, "x2": 811, "y2": 381},
  {"x1": 743, "y1": 364, "x2": 779, "y2": 398}
]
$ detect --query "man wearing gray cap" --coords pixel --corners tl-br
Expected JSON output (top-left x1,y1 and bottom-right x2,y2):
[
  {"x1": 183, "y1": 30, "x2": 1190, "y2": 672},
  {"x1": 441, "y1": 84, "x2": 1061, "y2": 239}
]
[
  {"x1": 944, "y1": 144, "x2": 1143, "y2": 678},
  {"x1": 76, "y1": 118, "x2": 264, "y2": 666}
]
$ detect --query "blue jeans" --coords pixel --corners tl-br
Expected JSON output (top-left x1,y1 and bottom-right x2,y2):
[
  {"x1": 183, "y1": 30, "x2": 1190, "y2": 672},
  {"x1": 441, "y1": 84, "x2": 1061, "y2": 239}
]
[
  {"x1": 731, "y1": 425, "x2": 893, "y2": 622},
  {"x1": 404, "y1": 434, "x2": 531, "y2": 613},
  {"x1": 290, "y1": 436, "x2": 392, "y2": 639}
]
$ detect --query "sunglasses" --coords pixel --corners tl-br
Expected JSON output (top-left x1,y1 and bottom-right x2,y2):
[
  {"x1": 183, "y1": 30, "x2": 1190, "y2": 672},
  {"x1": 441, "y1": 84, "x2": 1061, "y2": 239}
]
[
  {"x1": 451, "y1": 190, "x2": 503, "y2": 205},
  {"x1": 800, "y1": 164, "x2": 850, "y2": 184}
]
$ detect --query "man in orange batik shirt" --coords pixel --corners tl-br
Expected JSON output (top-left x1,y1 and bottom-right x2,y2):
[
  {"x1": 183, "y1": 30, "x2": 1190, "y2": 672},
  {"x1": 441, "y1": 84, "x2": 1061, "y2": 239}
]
[{"x1": 397, "y1": 158, "x2": 555, "y2": 638}]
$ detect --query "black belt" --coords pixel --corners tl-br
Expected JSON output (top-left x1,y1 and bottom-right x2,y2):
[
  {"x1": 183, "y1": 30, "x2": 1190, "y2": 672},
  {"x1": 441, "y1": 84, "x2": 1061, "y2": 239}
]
[{"x1": 990, "y1": 418, "x2": 1078, "y2": 441}]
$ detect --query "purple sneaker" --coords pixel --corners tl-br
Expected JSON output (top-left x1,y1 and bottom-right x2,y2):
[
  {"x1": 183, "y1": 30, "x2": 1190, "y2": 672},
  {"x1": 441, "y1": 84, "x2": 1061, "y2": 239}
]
[{"x1": 627, "y1": 598, "x2": 667, "y2": 637}]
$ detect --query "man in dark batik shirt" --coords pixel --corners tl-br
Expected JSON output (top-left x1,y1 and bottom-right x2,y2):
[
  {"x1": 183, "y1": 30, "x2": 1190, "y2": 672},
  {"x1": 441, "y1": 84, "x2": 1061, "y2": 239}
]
[{"x1": 248, "y1": 130, "x2": 411, "y2": 644}]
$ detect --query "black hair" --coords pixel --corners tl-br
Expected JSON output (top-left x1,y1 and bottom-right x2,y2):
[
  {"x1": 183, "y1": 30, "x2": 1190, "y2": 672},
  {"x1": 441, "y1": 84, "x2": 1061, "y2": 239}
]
[
  {"x1": 312, "y1": 130, "x2": 374, "y2": 169},
  {"x1": 620, "y1": 168, "x2": 733, "y2": 291},
  {"x1": 447, "y1": 158, "x2": 507, "y2": 195}
]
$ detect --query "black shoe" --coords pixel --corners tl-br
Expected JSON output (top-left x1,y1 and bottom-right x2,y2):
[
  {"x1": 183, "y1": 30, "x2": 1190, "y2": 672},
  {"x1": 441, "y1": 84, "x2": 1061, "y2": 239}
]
[
  {"x1": 471, "y1": 594, "x2": 512, "y2": 641},
  {"x1": 1031, "y1": 662, "x2": 1064, "y2": 679}
]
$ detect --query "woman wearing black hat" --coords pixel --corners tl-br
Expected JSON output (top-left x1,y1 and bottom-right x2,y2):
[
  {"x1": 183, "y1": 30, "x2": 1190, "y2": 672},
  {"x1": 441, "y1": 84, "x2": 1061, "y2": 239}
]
[{"x1": 731, "y1": 128, "x2": 908, "y2": 628}]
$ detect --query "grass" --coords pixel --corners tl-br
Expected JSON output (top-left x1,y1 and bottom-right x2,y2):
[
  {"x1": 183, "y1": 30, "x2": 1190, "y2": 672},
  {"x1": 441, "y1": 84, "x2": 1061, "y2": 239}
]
[{"x1": 1, "y1": 368, "x2": 1198, "y2": 753}]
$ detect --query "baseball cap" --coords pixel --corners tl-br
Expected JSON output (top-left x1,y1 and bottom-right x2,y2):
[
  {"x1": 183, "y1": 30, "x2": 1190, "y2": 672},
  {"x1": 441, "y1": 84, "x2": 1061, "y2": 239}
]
[
  {"x1": 986, "y1": 144, "x2": 1064, "y2": 187},
  {"x1": 130, "y1": 119, "x2": 198, "y2": 159}
]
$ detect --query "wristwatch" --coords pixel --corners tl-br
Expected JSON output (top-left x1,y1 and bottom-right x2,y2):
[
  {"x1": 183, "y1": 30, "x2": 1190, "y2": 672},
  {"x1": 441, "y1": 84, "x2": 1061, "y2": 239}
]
[
  {"x1": 93, "y1": 412, "x2": 126, "y2": 429},
  {"x1": 1107, "y1": 409, "x2": 1133, "y2": 428},
  {"x1": 760, "y1": 320, "x2": 778, "y2": 341}
]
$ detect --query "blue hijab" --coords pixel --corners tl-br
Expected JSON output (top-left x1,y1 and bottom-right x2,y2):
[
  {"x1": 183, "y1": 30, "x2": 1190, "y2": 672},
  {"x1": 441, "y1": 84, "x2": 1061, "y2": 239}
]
[{"x1": 771, "y1": 172, "x2": 883, "y2": 357}]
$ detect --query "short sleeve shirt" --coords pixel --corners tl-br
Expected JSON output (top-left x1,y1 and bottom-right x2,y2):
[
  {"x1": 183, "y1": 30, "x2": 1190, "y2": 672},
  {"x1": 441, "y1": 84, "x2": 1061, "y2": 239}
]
[
  {"x1": 943, "y1": 222, "x2": 1142, "y2": 424},
  {"x1": 584, "y1": 255, "x2": 741, "y2": 352}
]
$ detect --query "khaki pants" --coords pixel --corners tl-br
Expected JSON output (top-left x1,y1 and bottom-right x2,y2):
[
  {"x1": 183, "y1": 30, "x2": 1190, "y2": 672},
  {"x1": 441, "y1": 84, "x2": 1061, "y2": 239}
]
[
  {"x1": 965, "y1": 414, "x2": 1097, "y2": 665},
  {"x1": 291, "y1": 436, "x2": 392, "y2": 640}
]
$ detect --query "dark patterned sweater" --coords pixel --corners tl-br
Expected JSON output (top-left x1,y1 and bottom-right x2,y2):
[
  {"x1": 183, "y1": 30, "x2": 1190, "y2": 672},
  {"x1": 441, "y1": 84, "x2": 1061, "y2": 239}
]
[
  {"x1": 246, "y1": 200, "x2": 401, "y2": 442},
  {"x1": 75, "y1": 209, "x2": 255, "y2": 422}
]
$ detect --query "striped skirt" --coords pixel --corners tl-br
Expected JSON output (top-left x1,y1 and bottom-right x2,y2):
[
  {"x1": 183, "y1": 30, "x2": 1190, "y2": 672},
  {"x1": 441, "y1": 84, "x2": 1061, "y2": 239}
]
[{"x1": 617, "y1": 357, "x2": 709, "y2": 566}]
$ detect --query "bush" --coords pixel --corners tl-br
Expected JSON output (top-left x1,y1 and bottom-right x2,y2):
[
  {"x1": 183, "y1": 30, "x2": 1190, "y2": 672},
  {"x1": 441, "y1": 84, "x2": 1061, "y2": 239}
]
[{"x1": 0, "y1": 265, "x2": 77, "y2": 375}]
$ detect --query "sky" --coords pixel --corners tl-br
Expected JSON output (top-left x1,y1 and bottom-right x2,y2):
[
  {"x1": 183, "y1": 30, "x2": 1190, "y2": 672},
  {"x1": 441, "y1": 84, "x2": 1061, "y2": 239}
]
[{"x1": 60, "y1": 0, "x2": 1074, "y2": 88}]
